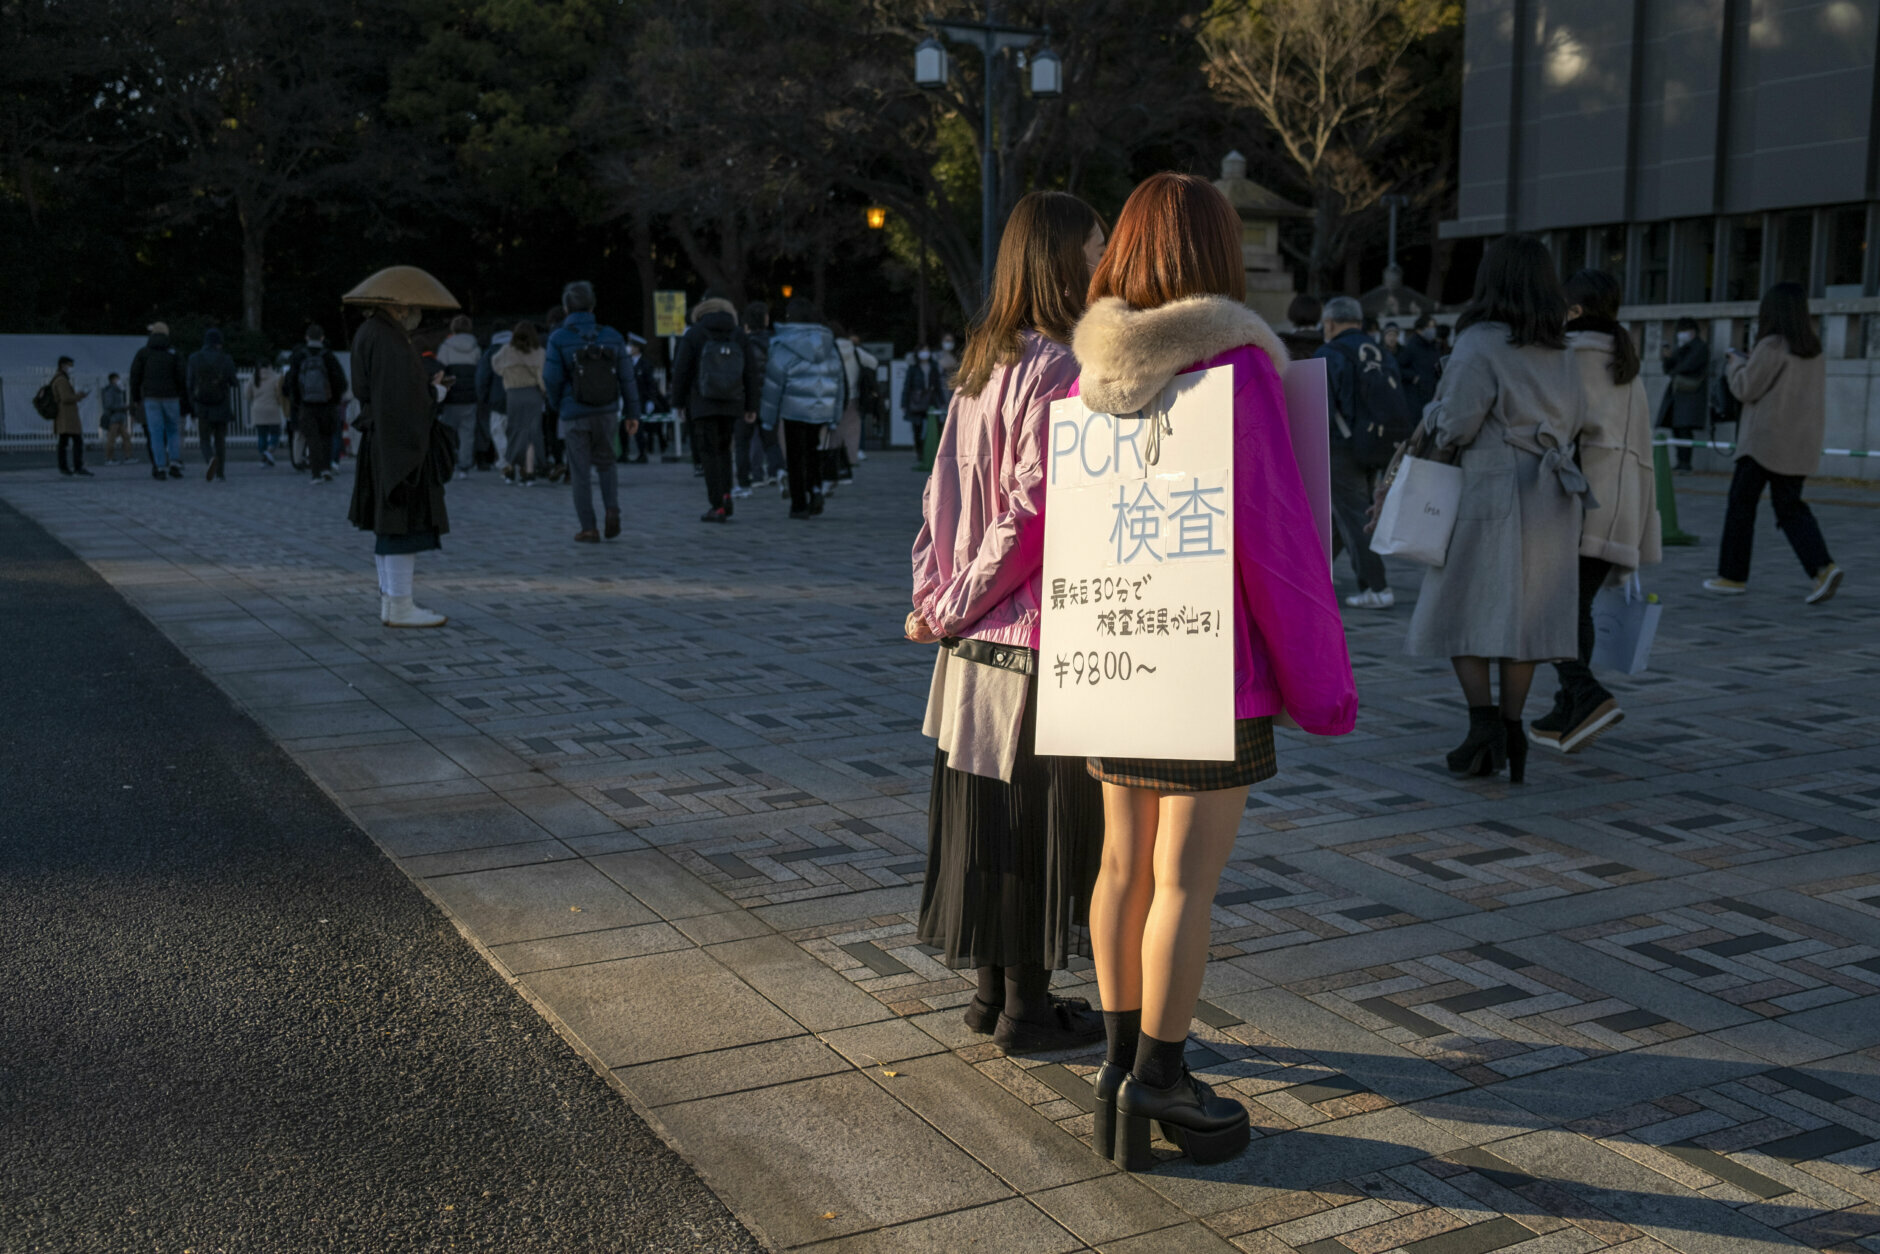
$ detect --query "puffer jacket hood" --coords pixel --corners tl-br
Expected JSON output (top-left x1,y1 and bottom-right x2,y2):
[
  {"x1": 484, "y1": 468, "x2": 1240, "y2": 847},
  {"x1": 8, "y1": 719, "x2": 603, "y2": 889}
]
[
  {"x1": 1072, "y1": 295, "x2": 1288, "y2": 414},
  {"x1": 146, "y1": 332, "x2": 172, "y2": 351},
  {"x1": 435, "y1": 331, "x2": 482, "y2": 367},
  {"x1": 758, "y1": 322, "x2": 844, "y2": 427}
]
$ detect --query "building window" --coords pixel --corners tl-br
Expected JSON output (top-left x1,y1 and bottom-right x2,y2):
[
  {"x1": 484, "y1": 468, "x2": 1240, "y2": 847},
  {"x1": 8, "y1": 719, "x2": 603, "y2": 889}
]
[
  {"x1": 1671, "y1": 219, "x2": 1714, "y2": 303},
  {"x1": 1723, "y1": 215, "x2": 1763, "y2": 302},
  {"x1": 1772, "y1": 211, "x2": 1812, "y2": 287},
  {"x1": 1638, "y1": 223, "x2": 1670, "y2": 304},
  {"x1": 1823, "y1": 204, "x2": 1866, "y2": 295},
  {"x1": 1552, "y1": 228, "x2": 1588, "y2": 280},
  {"x1": 1599, "y1": 226, "x2": 1626, "y2": 291}
]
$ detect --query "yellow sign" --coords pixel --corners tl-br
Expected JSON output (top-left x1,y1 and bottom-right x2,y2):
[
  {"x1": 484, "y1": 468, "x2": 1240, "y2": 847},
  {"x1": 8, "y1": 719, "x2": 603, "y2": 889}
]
[{"x1": 653, "y1": 290, "x2": 687, "y2": 338}]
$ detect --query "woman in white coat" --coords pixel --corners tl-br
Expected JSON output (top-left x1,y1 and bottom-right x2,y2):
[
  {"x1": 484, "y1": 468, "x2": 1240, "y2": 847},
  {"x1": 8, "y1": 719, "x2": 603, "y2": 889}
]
[{"x1": 1529, "y1": 269, "x2": 1659, "y2": 754}]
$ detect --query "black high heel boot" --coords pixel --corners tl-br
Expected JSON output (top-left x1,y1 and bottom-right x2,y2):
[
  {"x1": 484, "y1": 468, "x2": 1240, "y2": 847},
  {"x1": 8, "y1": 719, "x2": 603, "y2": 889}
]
[
  {"x1": 1092, "y1": 1061, "x2": 1125, "y2": 1159},
  {"x1": 1113, "y1": 1069, "x2": 1250, "y2": 1171},
  {"x1": 1447, "y1": 706, "x2": 1507, "y2": 776},
  {"x1": 1503, "y1": 718, "x2": 1528, "y2": 783}
]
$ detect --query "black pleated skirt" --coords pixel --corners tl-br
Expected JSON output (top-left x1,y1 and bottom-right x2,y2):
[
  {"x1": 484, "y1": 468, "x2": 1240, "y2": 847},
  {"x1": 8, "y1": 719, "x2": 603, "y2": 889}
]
[{"x1": 917, "y1": 670, "x2": 1104, "y2": 972}]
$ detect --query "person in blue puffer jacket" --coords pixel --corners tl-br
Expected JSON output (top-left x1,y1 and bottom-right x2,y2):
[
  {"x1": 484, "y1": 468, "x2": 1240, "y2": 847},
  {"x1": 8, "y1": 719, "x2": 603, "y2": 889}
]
[{"x1": 759, "y1": 296, "x2": 846, "y2": 519}]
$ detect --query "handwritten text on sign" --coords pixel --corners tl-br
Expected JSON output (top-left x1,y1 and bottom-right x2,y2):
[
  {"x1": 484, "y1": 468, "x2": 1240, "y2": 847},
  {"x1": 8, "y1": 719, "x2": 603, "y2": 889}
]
[{"x1": 1036, "y1": 365, "x2": 1236, "y2": 760}]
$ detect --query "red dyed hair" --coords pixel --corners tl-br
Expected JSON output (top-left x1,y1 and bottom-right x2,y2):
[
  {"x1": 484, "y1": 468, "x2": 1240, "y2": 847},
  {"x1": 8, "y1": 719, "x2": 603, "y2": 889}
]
[{"x1": 1087, "y1": 172, "x2": 1245, "y2": 310}]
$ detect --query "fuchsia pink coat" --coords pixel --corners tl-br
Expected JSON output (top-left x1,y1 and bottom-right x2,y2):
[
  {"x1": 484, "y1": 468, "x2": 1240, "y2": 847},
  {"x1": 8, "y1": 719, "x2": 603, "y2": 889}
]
[{"x1": 912, "y1": 301, "x2": 1356, "y2": 739}]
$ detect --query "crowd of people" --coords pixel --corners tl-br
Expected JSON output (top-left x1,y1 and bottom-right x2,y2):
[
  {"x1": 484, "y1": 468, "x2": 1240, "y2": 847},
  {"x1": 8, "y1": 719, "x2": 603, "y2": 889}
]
[{"x1": 902, "y1": 174, "x2": 1847, "y2": 1176}]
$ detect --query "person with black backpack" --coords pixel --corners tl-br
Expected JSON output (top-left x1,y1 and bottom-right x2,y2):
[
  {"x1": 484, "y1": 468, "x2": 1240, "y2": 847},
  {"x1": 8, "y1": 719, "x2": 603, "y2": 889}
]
[
  {"x1": 1315, "y1": 294, "x2": 1413, "y2": 609},
  {"x1": 436, "y1": 315, "x2": 484, "y2": 481},
  {"x1": 129, "y1": 321, "x2": 190, "y2": 480},
  {"x1": 187, "y1": 328, "x2": 238, "y2": 481},
  {"x1": 543, "y1": 281, "x2": 639, "y2": 543},
  {"x1": 41, "y1": 356, "x2": 92, "y2": 477},
  {"x1": 671, "y1": 293, "x2": 761, "y2": 522},
  {"x1": 286, "y1": 324, "x2": 350, "y2": 483}
]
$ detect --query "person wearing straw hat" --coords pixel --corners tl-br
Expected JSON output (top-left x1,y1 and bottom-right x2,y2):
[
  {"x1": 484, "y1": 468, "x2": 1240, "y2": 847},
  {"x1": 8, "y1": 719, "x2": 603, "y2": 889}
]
[{"x1": 342, "y1": 265, "x2": 460, "y2": 628}]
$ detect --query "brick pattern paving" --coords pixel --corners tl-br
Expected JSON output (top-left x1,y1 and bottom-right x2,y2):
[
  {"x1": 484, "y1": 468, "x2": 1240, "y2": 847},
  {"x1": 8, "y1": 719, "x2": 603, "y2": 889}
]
[{"x1": 5, "y1": 454, "x2": 1878, "y2": 1253}]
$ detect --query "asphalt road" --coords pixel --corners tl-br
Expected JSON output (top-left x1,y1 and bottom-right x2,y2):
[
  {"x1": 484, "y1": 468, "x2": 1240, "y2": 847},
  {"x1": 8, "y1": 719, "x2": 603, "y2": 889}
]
[{"x1": 0, "y1": 499, "x2": 761, "y2": 1253}]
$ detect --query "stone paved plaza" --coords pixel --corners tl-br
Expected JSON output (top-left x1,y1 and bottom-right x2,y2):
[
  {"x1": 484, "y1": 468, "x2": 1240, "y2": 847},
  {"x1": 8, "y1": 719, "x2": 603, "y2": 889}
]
[{"x1": 5, "y1": 451, "x2": 1879, "y2": 1254}]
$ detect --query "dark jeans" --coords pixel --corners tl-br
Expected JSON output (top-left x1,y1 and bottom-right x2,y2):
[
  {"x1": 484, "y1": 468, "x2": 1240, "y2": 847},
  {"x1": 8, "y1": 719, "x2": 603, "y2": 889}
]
[
  {"x1": 735, "y1": 418, "x2": 782, "y2": 485},
  {"x1": 693, "y1": 415, "x2": 735, "y2": 509},
  {"x1": 199, "y1": 419, "x2": 228, "y2": 470},
  {"x1": 1328, "y1": 442, "x2": 1388, "y2": 592},
  {"x1": 1718, "y1": 456, "x2": 1833, "y2": 582},
  {"x1": 782, "y1": 420, "x2": 824, "y2": 512},
  {"x1": 300, "y1": 403, "x2": 338, "y2": 476},
  {"x1": 563, "y1": 416, "x2": 619, "y2": 533},
  {"x1": 1552, "y1": 555, "x2": 1614, "y2": 701},
  {"x1": 57, "y1": 433, "x2": 85, "y2": 473}
]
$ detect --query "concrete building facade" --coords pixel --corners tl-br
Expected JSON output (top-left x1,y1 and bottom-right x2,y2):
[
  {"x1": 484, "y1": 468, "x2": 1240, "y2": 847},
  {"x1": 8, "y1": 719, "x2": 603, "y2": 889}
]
[{"x1": 1444, "y1": 0, "x2": 1880, "y2": 476}]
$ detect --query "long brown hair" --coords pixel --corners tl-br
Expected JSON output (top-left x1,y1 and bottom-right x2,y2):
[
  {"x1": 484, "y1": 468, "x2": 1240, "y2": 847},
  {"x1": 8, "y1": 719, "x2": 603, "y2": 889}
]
[
  {"x1": 955, "y1": 191, "x2": 1105, "y2": 399},
  {"x1": 1087, "y1": 172, "x2": 1245, "y2": 310},
  {"x1": 1757, "y1": 282, "x2": 1822, "y2": 358},
  {"x1": 510, "y1": 320, "x2": 539, "y2": 352},
  {"x1": 1563, "y1": 269, "x2": 1639, "y2": 385},
  {"x1": 1455, "y1": 234, "x2": 1566, "y2": 349}
]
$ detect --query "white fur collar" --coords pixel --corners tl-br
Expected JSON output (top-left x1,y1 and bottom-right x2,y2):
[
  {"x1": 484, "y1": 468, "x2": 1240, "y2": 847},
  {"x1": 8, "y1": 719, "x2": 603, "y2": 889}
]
[{"x1": 1071, "y1": 295, "x2": 1289, "y2": 414}]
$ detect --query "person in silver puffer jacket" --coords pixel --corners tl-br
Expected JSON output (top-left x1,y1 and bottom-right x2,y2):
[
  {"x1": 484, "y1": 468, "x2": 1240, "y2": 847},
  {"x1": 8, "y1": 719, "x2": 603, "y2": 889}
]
[{"x1": 759, "y1": 296, "x2": 847, "y2": 519}]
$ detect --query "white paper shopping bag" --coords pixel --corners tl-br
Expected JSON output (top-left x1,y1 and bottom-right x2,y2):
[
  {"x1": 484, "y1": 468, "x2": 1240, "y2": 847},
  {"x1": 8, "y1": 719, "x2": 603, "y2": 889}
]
[
  {"x1": 1591, "y1": 574, "x2": 1662, "y2": 675},
  {"x1": 1368, "y1": 456, "x2": 1462, "y2": 567}
]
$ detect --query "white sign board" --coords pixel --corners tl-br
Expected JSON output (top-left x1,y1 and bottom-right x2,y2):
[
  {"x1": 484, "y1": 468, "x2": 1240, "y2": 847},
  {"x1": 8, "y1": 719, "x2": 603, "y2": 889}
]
[{"x1": 1036, "y1": 365, "x2": 1237, "y2": 761}]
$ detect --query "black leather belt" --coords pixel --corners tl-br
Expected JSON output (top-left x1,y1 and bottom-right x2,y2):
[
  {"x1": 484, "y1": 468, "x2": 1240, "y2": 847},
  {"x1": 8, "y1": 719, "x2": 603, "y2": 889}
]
[{"x1": 941, "y1": 637, "x2": 1036, "y2": 676}]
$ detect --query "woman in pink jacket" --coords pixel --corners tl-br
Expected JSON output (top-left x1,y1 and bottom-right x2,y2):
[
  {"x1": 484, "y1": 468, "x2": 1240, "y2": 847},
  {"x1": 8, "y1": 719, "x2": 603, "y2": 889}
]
[
  {"x1": 907, "y1": 191, "x2": 1111, "y2": 1055},
  {"x1": 1070, "y1": 173, "x2": 1357, "y2": 1171}
]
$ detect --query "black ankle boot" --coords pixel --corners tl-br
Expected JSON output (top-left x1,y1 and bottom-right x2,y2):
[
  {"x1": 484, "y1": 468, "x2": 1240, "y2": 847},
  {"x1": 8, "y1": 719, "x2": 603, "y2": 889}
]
[
  {"x1": 1503, "y1": 718, "x2": 1528, "y2": 783},
  {"x1": 1446, "y1": 706, "x2": 1507, "y2": 776},
  {"x1": 1114, "y1": 1068, "x2": 1250, "y2": 1171}
]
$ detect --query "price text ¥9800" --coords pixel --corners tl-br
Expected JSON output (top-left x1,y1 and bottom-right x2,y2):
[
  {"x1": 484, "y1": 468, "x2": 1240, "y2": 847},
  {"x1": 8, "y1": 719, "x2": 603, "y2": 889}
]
[{"x1": 1053, "y1": 651, "x2": 1159, "y2": 688}]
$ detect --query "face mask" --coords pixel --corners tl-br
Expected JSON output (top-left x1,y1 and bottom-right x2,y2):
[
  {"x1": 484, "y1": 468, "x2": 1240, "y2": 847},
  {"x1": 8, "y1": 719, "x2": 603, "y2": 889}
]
[
  {"x1": 1676, "y1": 330, "x2": 1694, "y2": 346},
  {"x1": 918, "y1": 350, "x2": 931, "y2": 361},
  {"x1": 941, "y1": 340, "x2": 954, "y2": 352}
]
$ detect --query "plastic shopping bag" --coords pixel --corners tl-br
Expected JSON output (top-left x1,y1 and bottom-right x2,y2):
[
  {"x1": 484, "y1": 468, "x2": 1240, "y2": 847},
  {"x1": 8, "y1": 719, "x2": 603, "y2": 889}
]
[
  {"x1": 1369, "y1": 456, "x2": 1463, "y2": 567},
  {"x1": 1591, "y1": 573, "x2": 1662, "y2": 675}
]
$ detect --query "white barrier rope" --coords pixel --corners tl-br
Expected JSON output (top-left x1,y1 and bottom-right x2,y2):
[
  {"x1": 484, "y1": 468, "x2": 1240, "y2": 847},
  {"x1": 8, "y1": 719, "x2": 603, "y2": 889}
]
[{"x1": 1655, "y1": 437, "x2": 1873, "y2": 459}]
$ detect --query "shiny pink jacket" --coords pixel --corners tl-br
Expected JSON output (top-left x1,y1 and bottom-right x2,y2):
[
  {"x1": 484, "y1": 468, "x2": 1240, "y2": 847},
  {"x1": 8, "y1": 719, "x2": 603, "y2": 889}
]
[
  {"x1": 911, "y1": 331, "x2": 1077, "y2": 649},
  {"x1": 1069, "y1": 346, "x2": 1357, "y2": 735}
]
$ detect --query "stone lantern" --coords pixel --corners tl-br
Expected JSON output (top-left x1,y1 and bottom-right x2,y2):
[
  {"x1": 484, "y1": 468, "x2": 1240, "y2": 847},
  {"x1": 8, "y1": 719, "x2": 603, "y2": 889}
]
[{"x1": 1212, "y1": 151, "x2": 1309, "y2": 325}]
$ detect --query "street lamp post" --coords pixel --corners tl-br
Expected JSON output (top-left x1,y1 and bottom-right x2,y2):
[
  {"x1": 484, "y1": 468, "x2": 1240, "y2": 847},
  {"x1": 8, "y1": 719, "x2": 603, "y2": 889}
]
[{"x1": 914, "y1": 7, "x2": 1060, "y2": 304}]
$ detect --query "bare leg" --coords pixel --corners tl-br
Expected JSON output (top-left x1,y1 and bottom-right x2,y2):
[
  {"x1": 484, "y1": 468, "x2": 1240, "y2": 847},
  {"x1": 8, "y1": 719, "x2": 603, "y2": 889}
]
[
  {"x1": 1140, "y1": 787, "x2": 1250, "y2": 1040},
  {"x1": 1090, "y1": 784, "x2": 1159, "y2": 1014},
  {"x1": 1452, "y1": 656, "x2": 1492, "y2": 706},
  {"x1": 1497, "y1": 661, "x2": 1536, "y2": 719}
]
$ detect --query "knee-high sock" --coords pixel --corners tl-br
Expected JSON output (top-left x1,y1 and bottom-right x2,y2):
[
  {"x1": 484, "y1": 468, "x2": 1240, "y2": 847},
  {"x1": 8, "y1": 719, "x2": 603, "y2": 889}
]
[{"x1": 382, "y1": 554, "x2": 414, "y2": 598}]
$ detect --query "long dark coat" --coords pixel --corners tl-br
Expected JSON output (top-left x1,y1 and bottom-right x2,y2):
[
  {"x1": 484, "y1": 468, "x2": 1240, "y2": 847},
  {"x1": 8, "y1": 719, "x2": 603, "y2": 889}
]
[
  {"x1": 1656, "y1": 336, "x2": 1710, "y2": 431},
  {"x1": 348, "y1": 311, "x2": 450, "y2": 541}
]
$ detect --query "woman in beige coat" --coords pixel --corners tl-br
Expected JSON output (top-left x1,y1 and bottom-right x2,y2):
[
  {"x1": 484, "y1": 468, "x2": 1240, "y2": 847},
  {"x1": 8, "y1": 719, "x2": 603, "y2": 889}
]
[
  {"x1": 1402, "y1": 235, "x2": 1589, "y2": 782},
  {"x1": 51, "y1": 355, "x2": 92, "y2": 476},
  {"x1": 1530, "y1": 270, "x2": 1659, "y2": 754},
  {"x1": 1706, "y1": 283, "x2": 1842, "y2": 603}
]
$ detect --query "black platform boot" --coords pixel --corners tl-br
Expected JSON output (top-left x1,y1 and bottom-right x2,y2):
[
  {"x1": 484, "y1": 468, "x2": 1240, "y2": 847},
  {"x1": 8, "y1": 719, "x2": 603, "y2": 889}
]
[
  {"x1": 1446, "y1": 706, "x2": 1507, "y2": 777},
  {"x1": 1113, "y1": 1069, "x2": 1250, "y2": 1171},
  {"x1": 1503, "y1": 718, "x2": 1528, "y2": 783},
  {"x1": 1092, "y1": 1061, "x2": 1126, "y2": 1159}
]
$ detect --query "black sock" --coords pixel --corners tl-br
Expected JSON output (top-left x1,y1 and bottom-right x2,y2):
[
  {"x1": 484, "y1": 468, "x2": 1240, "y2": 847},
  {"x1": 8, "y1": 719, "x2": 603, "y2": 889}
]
[
  {"x1": 1004, "y1": 964, "x2": 1051, "y2": 1022},
  {"x1": 1132, "y1": 1031, "x2": 1187, "y2": 1089},
  {"x1": 1103, "y1": 1009, "x2": 1142, "y2": 1070},
  {"x1": 974, "y1": 965, "x2": 1004, "y2": 1007}
]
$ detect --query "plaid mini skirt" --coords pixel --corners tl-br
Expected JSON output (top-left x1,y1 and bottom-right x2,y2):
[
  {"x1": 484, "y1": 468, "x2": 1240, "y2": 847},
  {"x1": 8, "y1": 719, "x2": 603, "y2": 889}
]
[{"x1": 1086, "y1": 717, "x2": 1278, "y2": 792}]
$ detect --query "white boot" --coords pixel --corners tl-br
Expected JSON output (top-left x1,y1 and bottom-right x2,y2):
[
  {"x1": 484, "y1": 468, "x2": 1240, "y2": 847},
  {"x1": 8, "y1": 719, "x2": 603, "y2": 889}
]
[{"x1": 384, "y1": 595, "x2": 447, "y2": 628}]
